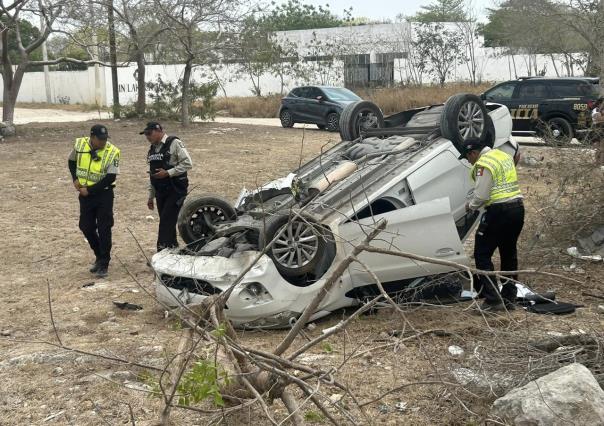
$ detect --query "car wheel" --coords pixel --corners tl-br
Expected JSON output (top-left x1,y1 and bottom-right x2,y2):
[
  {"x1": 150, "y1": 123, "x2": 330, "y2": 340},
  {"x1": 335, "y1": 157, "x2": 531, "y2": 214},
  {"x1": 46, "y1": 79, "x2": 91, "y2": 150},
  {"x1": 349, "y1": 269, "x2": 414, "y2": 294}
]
[
  {"x1": 546, "y1": 117, "x2": 573, "y2": 143},
  {"x1": 280, "y1": 110, "x2": 294, "y2": 128},
  {"x1": 326, "y1": 112, "x2": 340, "y2": 132},
  {"x1": 339, "y1": 101, "x2": 384, "y2": 141},
  {"x1": 177, "y1": 195, "x2": 237, "y2": 244},
  {"x1": 441, "y1": 93, "x2": 490, "y2": 150},
  {"x1": 259, "y1": 214, "x2": 329, "y2": 279},
  {"x1": 316, "y1": 124, "x2": 326, "y2": 130}
]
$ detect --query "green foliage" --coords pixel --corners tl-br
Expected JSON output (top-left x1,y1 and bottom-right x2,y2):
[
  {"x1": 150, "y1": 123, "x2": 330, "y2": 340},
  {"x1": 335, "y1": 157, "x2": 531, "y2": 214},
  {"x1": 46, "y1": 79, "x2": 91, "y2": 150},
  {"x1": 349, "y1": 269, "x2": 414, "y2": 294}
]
[
  {"x1": 257, "y1": 0, "x2": 349, "y2": 31},
  {"x1": 177, "y1": 359, "x2": 230, "y2": 407},
  {"x1": 123, "y1": 76, "x2": 217, "y2": 121},
  {"x1": 321, "y1": 341, "x2": 333, "y2": 353},
  {"x1": 413, "y1": 22, "x2": 465, "y2": 86},
  {"x1": 0, "y1": 17, "x2": 43, "y2": 66},
  {"x1": 304, "y1": 410, "x2": 325, "y2": 423},
  {"x1": 411, "y1": 0, "x2": 467, "y2": 23}
]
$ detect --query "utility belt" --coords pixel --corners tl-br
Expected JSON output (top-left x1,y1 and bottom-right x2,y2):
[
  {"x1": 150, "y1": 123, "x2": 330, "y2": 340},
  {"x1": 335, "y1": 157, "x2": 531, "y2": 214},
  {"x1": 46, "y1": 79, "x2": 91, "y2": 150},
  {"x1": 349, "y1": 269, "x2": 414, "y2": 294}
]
[
  {"x1": 151, "y1": 174, "x2": 188, "y2": 194},
  {"x1": 486, "y1": 198, "x2": 523, "y2": 211}
]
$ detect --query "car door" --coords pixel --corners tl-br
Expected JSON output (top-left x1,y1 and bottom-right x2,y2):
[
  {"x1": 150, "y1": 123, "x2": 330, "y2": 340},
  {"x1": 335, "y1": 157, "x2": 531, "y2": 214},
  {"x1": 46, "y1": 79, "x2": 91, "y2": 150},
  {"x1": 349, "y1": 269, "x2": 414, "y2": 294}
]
[
  {"x1": 483, "y1": 81, "x2": 522, "y2": 131},
  {"x1": 302, "y1": 87, "x2": 327, "y2": 124},
  {"x1": 513, "y1": 81, "x2": 549, "y2": 132},
  {"x1": 288, "y1": 87, "x2": 306, "y2": 121},
  {"x1": 338, "y1": 197, "x2": 468, "y2": 287}
]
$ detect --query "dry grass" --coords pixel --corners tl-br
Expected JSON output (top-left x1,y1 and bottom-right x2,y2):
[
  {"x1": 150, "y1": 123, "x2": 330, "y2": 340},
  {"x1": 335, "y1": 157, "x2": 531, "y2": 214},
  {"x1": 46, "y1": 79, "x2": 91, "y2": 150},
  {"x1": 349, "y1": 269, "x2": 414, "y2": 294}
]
[{"x1": 214, "y1": 83, "x2": 494, "y2": 118}]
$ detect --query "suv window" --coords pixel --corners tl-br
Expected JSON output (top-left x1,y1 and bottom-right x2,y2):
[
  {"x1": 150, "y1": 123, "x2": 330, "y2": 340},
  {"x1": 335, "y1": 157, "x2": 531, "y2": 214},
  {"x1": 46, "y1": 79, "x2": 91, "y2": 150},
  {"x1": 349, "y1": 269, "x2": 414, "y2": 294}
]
[
  {"x1": 550, "y1": 81, "x2": 598, "y2": 98},
  {"x1": 518, "y1": 82, "x2": 549, "y2": 99},
  {"x1": 289, "y1": 88, "x2": 303, "y2": 98},
  {"x1": 485, "y1": 82, "x2": 517, "y2": 100}
]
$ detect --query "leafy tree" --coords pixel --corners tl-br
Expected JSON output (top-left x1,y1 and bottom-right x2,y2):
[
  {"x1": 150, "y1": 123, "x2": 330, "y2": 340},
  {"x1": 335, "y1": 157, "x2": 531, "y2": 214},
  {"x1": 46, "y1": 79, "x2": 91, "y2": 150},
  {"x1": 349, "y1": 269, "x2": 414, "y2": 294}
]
[
  {"x1": 413, "y1": 22, "x2": 465, "y2": 86},
  {"x1": 257, "y1": 0, "x2": 347, "y2": 31},
  {"x1": 412, "y1": 0, "x2": 467, "y2": 23},
  {"x1": 0, "y1": 17, "x2": 43, "y2": 64}
]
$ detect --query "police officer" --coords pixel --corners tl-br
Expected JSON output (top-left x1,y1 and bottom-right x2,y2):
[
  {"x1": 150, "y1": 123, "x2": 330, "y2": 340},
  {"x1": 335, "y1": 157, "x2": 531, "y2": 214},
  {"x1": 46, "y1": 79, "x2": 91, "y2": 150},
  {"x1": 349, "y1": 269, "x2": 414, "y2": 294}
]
[
  {"x1": 68, "y1": 124, "x2": 120, "y2": 278},
  {"x1": 460, "y1": 138, "x2": 524, "y2": 312},
  {"x1": 142, "y1": 122, "x2": 193, "y2": 251}
]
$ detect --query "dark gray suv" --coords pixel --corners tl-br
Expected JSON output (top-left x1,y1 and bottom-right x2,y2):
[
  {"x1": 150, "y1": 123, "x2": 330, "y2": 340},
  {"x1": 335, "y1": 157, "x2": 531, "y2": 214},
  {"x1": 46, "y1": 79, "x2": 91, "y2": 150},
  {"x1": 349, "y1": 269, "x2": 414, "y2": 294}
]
[{"x1": 279, "y1": 86, "x2": 361, "y2": 131}]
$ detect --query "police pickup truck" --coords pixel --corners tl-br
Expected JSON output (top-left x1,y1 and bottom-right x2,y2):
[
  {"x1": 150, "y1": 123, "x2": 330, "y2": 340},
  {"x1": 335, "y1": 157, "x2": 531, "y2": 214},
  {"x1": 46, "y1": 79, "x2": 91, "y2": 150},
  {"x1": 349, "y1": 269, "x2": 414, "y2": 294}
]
[{"x1": 481, "y1": 77, "x2": 600, "y2": 141}]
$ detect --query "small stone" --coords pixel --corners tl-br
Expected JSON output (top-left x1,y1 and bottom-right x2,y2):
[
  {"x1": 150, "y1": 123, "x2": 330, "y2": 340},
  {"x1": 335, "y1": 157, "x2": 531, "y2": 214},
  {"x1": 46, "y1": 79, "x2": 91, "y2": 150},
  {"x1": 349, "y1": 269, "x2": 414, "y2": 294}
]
[
  {"x1": 1, "y1": 329, "x2": 12, "y2": 336},
  {"x1": 597, "y1": 305, "x2": 604, "y2": 314},
  {"x1": 306, "y1": 323, "x2": 316, "y2": 331},
  {"x1": 52, "y1": 367, "x2": 64, "y2": 377},
  {"x1": 72, "y1": 307, "x2": 80, "y2": 313},
  {"x1": 448, "y1": 345, "x2": 465, "y2": 357},
  {"x1": 329, "y1": 393, "x2": 343, "y2": 403},
  {"x1": 145, "y1": 215, "x2": 154, "y2": 221}
]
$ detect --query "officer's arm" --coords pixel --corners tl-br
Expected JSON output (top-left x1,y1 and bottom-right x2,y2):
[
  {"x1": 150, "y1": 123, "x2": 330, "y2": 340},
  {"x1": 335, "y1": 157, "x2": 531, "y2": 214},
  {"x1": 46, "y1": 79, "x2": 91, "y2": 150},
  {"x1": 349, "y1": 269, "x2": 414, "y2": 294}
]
[
  {"x1": 86, "y1": 174, "x2": 116, "y2": 195},
  {"x1": 467, "y1": 168, "x2": 493, "y2": 210},
  {"x1": 68, "y1": 149, "x2": 77, "y2": 180},
  {"x1": 167, "y1": 139, "x2": 193, "y2": 177}
]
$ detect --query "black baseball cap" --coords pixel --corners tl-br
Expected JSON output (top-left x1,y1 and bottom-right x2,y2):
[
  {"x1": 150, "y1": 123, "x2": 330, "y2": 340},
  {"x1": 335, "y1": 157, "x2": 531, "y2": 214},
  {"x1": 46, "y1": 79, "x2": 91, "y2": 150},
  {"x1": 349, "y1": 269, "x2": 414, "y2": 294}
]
[
  {"x1": 139, "y1": 121, "x2": 162, "y2": 134},
  {"x1": 90, "y1": 124, "x2": 109, "y2": 140},
  {"x1": 457, "y1": 137, "x2": 485, "y2": 159}
]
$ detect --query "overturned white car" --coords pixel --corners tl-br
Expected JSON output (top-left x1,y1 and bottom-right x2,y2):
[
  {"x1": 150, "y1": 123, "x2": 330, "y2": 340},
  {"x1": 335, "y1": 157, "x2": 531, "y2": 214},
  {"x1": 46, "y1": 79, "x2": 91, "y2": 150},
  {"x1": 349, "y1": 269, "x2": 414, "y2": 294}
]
[{"x1": 152, "y1": 94, "x2": 514, "y2": 328}]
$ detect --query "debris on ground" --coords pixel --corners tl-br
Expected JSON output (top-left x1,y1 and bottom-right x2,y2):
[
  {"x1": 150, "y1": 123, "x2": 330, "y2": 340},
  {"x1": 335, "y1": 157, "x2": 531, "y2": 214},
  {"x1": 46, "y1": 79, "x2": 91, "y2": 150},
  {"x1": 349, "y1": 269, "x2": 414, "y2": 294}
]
[
  {"x1": 578, "y1": 226, "x2": 604, "y2": 257},
  {"x1": 490, "y1": 363, "x2": 604, "y2": 425},
  {"x1": 448, "y1": 345, "x2": 464, "y2": 357},
  {"x1": 112, "y1": 301, "x2": 143, "y2": 311},
  {"x1": 566, "y1": 246, "x2": 602, "y2": 262}
]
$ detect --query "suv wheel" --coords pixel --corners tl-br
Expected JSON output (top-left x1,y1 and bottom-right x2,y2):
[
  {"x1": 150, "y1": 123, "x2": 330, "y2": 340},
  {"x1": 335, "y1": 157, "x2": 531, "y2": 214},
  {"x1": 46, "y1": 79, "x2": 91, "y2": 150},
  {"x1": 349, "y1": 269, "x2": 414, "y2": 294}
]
[
  {"x1": 280, "y1": 110, "x2": 294, "y2": 128},
  {"x1": 546, "y1": 117, "x2": 573, "y2": 143}
]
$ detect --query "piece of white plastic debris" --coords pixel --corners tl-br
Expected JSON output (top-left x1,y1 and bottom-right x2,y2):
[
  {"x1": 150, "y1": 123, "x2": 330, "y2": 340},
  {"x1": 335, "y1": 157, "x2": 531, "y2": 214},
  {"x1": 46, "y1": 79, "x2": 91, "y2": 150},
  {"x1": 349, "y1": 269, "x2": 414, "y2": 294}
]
[
  {"x1": 395, "y1": 401, "x2": 408, "y2": 412},
  {"x1": 329, "y1": 394, "x2": 343, "y2": 403},
  {"x1": 566, "y1": 247, "x2": 603, "y2": 262},
  {"x1": 448, "y1": 345, "x2": 464, "y2": 357},
  {"x1": 145, "y1": 215, "x2": 155, "y2": 221}
]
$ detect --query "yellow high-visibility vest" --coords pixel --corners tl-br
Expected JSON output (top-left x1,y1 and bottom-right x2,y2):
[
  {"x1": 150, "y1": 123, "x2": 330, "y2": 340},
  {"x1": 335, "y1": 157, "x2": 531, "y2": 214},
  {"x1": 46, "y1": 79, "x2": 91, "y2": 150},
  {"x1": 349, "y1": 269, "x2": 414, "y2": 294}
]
[
  {"x1": 74, "y1": 137, "x2": 120, "y2": 187},
  {"x1": 471, "y1": 149, "x2": 521, "y2": 206}
]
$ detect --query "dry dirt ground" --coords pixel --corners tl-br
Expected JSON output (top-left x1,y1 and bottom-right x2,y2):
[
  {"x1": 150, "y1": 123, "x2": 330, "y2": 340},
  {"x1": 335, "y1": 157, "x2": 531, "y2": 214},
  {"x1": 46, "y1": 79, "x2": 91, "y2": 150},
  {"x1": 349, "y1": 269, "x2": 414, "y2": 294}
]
[{"x1": 0, "y1": 120, "x2": 603, "y2": 425}]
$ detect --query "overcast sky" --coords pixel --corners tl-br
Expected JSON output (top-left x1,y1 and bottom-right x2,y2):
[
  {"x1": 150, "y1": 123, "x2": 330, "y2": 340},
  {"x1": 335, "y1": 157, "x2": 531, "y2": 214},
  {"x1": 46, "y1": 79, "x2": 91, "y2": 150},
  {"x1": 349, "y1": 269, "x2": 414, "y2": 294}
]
[{"x1": 274, "y1": 0, "x2": 499, "y2": 21}]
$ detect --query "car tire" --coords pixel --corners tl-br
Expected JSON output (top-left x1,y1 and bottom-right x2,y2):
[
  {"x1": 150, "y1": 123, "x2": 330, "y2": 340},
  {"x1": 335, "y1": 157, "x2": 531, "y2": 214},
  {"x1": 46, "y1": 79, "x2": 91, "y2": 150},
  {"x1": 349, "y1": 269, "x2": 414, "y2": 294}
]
[
  {"x1": 339, "y1": 101, "x2": 384, "y2": 141},
  {"x1": 316, "y1": 124, "x2": 326, "y2": 130},
  {"x1": 546, "y1": 117, "x2": 573, "y2": 143},
  {"x1": 326, "y1": 112, "x2": 340, "y2": 132},
  {"x1": 441, "y1": 93, "x2": 490, "y2": 151},
  {"x1": 259, "y1": 213, "x2": 329, "y2": 279},
  {"x1": 280, "y1": 109, "x2": 294, "y2": 128},
  {"x1": 177, "y1": 195, "x2": 237, "y2": 245}
]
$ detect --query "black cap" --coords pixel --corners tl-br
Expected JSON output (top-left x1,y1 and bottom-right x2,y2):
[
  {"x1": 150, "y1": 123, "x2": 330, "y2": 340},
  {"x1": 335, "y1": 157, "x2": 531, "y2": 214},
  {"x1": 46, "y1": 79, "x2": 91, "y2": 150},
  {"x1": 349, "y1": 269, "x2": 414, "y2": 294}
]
[
  {"x1": 90, "y1": 124, "x2": 109, "y2": 140},
  {"x1": 139, "y1": 121, "x2": 162, "y2": 135},
  {"x1": 458, "y1": 137, "x2": 485, "y2": 159}
]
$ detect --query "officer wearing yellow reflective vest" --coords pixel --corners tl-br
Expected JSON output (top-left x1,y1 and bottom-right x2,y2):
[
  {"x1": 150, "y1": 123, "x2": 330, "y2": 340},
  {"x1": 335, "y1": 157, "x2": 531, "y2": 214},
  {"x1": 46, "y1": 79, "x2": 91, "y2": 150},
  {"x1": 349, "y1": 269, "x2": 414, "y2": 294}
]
[
  {"x1": 68, "y1": 124, "x2": 120, "y2": 278},
  {"x1": 459, "y1": 138, "x2": 524, "y2": 312}
]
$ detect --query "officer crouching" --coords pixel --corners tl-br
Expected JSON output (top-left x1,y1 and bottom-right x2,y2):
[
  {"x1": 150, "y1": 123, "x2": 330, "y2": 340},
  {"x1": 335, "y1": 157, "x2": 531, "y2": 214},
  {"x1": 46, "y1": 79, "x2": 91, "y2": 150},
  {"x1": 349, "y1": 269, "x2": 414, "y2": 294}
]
[
  {"x1": 68, "y1": 124, "x2": 120, "y2": 278},
  {"x1": 142, "y1": 122, "x2": 193, "y2": 251},
  {"x1": 460, "y1": 138, "x2": 524, "y2": 312}
]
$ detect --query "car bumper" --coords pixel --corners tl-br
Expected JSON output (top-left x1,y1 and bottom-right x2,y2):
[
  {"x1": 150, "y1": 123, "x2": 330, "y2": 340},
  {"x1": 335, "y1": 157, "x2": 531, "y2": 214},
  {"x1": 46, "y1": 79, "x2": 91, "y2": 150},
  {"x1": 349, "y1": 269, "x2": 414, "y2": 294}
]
[{"x1": 151, "y1": 249, "x2": 352, "y2": 328}]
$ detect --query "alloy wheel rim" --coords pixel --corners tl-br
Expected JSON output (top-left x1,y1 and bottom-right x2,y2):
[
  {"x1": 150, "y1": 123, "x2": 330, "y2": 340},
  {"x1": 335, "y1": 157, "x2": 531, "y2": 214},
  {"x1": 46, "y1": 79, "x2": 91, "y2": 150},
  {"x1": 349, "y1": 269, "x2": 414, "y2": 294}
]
[
  {"x1": 272, "y1": 220, "x2": 319, "y2": 268},
  {"x1": 457, "y1": 101, "x2": 484, "y2": 138}
]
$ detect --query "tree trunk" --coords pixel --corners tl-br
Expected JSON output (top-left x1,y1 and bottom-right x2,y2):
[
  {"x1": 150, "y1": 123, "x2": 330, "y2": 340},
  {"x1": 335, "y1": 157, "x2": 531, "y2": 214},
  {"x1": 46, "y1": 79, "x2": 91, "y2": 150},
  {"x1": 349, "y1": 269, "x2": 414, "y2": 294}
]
[
  {"x1": 2, "y1": 65, "x2": 25, "y2": 125},
  {"x1": 108, "y1": 0, "x2": 120, "y2": 119},
  {"x1": 135, "y1": 49, "x2": 146, "y2": 116},
  {"x1": 181, "y1": 58, "x2": 193, "y2": 127}
]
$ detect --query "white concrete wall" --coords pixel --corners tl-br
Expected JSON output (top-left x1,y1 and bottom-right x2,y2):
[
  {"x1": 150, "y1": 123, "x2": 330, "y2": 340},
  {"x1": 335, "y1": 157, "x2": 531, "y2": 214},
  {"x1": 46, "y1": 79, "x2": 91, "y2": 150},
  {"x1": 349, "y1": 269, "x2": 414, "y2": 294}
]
[{"x1": 5, "y1": 67, "x2": 104, "y2": 105}]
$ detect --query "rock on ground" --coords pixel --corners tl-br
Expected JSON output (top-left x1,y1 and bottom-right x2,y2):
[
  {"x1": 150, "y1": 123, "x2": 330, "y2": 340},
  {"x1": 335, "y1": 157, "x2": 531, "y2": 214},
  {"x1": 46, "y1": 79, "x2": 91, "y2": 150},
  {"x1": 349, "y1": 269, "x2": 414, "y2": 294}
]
[{"x1": 490, "y1": 363, "x2": 604, "y2": 425}]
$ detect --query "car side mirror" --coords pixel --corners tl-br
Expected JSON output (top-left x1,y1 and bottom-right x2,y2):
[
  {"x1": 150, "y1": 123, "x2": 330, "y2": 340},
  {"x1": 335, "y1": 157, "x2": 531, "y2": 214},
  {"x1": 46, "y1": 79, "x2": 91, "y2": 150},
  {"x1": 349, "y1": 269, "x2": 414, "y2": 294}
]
[{"x1": 316, "y1": 96, "x2": 323, "y2": 102}]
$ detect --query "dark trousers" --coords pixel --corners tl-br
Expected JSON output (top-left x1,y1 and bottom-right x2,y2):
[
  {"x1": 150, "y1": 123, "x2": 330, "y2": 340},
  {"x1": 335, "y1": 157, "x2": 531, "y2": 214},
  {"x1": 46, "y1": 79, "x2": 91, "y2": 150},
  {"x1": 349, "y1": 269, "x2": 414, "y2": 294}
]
[
  {"x1": 155, "y1": 190, "x2": 185, "y2": 251},
  {"x1": 474, "y1": 200, "x2": 525, "y2": 304},
  {"x1": 79, "y1": 189, "x2": 114, "y2": 267}
]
